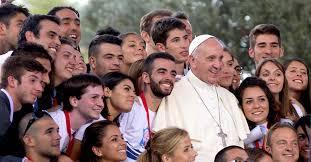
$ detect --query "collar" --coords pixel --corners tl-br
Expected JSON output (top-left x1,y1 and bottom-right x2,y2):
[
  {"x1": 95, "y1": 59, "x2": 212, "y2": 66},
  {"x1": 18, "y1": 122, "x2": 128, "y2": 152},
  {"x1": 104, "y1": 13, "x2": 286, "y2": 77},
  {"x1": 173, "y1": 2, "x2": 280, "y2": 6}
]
[
  {"x1": 0, "y1": 51, "x2": 12, "y2": 64},
  {"x1": 1, "y1": 88, "x2": 14, "y2": 122},
  {"x1": 186, "y1": 70, "x2": 218, "y2": 90}
]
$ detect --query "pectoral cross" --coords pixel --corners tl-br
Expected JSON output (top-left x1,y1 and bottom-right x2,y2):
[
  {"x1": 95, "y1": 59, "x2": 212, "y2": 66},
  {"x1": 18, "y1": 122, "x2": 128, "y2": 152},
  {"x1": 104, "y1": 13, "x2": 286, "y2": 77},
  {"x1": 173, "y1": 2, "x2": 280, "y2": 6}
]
[{"x1": 217, "y1": 128, "x2": 227, "y2": 147}]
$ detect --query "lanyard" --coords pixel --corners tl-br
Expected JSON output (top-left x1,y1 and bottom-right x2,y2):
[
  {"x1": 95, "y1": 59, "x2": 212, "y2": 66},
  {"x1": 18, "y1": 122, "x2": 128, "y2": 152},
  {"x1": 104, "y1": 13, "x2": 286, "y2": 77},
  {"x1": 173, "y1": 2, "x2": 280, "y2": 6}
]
[
  {"x1": 25, "y1": 156, "x2": 32, "y2": 161},
  {"x1": 64, "y1": 111, "x2": 74, "y2": 155},
  {"x1": 255, "y1": 137, "x2": 266, "y2": 149},
  {"x1": 255, "y1": 140, "x2": 260, "y2": 149},
  {"x1": 139, "y1": 91, "x2": 152, "y2": 138}
]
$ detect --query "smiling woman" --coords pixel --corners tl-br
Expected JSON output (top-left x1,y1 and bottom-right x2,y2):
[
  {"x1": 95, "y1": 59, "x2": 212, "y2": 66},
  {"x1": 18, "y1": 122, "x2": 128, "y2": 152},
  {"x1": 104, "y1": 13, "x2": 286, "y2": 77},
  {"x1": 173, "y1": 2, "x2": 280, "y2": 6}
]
[
  {"x1": 80, "y1": 120, "x2": 127, "y2": 162},
  {"x1": 119, "y1": 32, "x2": 146, "y2": 74},
  {"x1": 236, "y1": 77, "x2": 279, "y2": 149},
  {"x1": 101, "y1": 72, "x2": 136, "y2": 123},
  {"x1": 255, "y1": 58, "x2": 305, "y2": 123},
  {"x1": 284, "y1": 58, "x2": 311, "y2": 115},
  {"x1": 137, "y1": 127, "x2": 197, "y2": 162},
  {"x1": 218, "y1": 48, "x2": 235, "y2": 90},
  {"x1": 294, "y1": 115, "x2": 311, "y2": 162}
]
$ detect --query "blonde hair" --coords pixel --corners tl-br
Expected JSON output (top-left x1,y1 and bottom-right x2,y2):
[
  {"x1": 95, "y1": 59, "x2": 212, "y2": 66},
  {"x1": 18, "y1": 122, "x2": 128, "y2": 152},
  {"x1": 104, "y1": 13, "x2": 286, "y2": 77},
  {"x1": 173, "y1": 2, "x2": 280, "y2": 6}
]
[{"x1": 137, "y1": 127, "x2": 189, "y2": 162}]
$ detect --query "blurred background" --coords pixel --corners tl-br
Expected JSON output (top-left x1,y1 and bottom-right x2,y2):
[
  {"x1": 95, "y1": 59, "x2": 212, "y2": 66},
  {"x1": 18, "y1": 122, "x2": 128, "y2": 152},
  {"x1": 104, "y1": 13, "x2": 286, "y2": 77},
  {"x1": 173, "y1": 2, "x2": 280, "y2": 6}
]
[{"x1": 8, "y1": 0, "x2": 311, "y2": 74}]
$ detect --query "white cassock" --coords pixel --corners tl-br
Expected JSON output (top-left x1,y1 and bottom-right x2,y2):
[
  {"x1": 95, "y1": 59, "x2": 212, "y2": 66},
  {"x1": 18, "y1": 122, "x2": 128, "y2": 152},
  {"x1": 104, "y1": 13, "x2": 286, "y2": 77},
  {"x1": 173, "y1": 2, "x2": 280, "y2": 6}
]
[{"x1": 153, "y1": 70, "x2": 250, "y2": 162}]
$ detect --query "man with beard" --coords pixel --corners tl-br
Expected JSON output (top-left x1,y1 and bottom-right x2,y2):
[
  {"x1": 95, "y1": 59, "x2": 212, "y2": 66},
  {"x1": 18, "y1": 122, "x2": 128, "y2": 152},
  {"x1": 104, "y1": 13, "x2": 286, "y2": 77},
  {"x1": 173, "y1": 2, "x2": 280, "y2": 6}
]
[{"x1": 119, "y1": 52, "x2": 177, "y2": 162}]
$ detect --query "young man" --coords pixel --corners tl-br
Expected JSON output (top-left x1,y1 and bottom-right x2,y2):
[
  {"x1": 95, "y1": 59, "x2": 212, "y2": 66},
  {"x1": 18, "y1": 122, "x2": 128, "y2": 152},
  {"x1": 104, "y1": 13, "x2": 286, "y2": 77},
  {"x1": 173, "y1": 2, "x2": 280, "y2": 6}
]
[
  {"x1": 0, "y1": 3, "x2": 29, "y2": 76},
  {"x1": 0, "y1": 44, "x2": 53, "y2": 157},
  {"x1": 139, "y1": 9, "x2": 172, "y2": 55},
  {"x1": 88, "y1": 34, "x2": 124, "y2": 77},
  {"x1": 0, "y1": 56, "x2": 46, "y2": 154},
  {"x1": 248, "y1": 24, "x2": 284, "y2": 66},
  {"x1": 173, "y1": 11, "x2": 193, "y2": 41},
  {"x1": 19, "y1": 112, "x2": 61, "y2": 162},
  {"x1": 151, "y1": 17, "x2": 190, "y2": 77},
  {"x1": 48, "y1": 37, "x2": 78, "y2": 112},
  {"x1": 48, "y1": 74, "x2": 104, "y2": 155},
  {"x1": 12, "y1": 43, "x2": 52, "y2": 87},
  {"x1": 265, "y1": 123, "x2": 299, "y2": 162},
  {"x1": 0, "y1": 3, "x2": 29, "y2": 54},
  {"x1": 18, "y1": 14, "x2": 61, "y2": 60},
  {"x1": 48, "y1": 6, "x2": 81, "y2": 46},
  {"x1": 119, "y1": 52, "x2": 177, "y2": 162}
]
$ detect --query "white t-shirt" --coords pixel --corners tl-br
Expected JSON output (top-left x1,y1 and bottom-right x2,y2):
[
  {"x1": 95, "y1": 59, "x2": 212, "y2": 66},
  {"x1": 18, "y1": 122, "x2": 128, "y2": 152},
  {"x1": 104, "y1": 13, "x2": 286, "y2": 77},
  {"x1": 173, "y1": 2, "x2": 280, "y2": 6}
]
[
  {"x1": 292, "y1": 103, "x2": 304, "y2": 117},
  {"x1": 75, "y1": 115, "x2": 106, "y2": 141},
  {"x1": 119, "y1": 96, "x2": 156, "y2": 162},
  {"x1": 49, "y1": 109, "x2": 74, "y2": 152}
]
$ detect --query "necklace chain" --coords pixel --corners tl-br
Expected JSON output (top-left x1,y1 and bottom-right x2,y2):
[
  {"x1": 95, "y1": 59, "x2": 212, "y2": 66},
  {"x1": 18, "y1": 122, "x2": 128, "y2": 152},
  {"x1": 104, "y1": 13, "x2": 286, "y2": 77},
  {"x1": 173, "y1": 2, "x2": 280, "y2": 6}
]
[
  {"x1": 187, "y1": 78, "x2": 222, "y2": 128},
  {"x1": 187, "y1": 78, "x2": 227, "y2": 147}
]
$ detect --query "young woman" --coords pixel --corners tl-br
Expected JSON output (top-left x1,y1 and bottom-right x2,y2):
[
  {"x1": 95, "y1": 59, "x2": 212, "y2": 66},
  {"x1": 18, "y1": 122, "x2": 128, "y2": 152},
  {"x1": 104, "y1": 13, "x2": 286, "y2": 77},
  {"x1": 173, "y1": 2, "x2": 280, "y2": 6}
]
[
  {"x1": 294, "y1": 115, "x2": 310, "y2": 162},
  {"x1": 101, "y1": 72, "x2": 136, "y2": 123},
  {"x1": 80, "y1": 120, "x2": 127, "y2": 162},
  {"x1": 218, "y1": 48, "x2": 235, "y2": 90},
  {"x1": 137, "y1": 127, "x2": 197, "y2": 162},
  {"x1": 232, "y1": 57, "x2": 242, "y2": 91},
  {"x1": 236, "y1": 77, "x2": 279, "y2": 149},
  {"x1": 284, "y1": 58, "x2": 311, "y2": 114},
  {"x1": 119, "y1": 32, "x2": 146, "y2": 74},
  {"x1": 255, "y1": 58, "x2": 306, "y2": 123},
  {"x1": 72, "y1": 49, "x2": 87, "y2": 75}
]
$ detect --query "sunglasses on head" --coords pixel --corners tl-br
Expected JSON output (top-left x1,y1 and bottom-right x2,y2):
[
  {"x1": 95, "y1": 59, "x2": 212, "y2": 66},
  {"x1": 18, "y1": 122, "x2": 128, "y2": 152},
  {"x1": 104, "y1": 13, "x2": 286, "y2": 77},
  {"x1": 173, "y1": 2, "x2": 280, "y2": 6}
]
[{"x1": 23, "y1": 110, "x2": 51, "y2": 136}]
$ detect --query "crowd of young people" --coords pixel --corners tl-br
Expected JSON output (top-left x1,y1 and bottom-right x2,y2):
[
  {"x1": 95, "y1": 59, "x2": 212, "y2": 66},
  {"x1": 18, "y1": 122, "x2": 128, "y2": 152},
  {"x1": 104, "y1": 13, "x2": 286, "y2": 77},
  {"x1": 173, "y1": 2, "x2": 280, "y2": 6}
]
[{"x1": 0, "y1": 2, "x2": 309, "y2": 162}]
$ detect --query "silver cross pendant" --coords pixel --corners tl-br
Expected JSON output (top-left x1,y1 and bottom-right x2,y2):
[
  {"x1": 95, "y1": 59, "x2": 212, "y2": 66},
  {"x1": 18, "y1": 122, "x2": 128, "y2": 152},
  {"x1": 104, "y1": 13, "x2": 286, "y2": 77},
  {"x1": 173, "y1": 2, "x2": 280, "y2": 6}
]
[{"x1": 217, "y1": 128, "x2": 227, "y2": 147}]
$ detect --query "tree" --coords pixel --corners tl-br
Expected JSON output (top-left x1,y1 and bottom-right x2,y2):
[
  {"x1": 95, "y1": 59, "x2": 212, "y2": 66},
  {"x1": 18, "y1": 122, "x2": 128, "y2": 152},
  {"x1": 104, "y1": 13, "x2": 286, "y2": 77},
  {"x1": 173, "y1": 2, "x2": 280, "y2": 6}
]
[
  {"x1": 13, "y1": 0, "x2": 68, "y2": 14},
  {"x1": 80, "y1": 0, "x2": 311, "y2": 70}
]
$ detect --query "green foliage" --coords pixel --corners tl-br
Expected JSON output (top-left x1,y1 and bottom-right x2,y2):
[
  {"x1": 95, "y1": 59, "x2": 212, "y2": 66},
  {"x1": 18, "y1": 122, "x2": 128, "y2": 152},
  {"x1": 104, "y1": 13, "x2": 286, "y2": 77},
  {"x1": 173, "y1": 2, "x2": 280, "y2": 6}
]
[
  {"x1": 12, "y1": 0, "x2": 311, "y2": 69},
  {"x1": 13, "y1": 0, "x2": 68, "y2": 14},
  {"x1": 80, "y1": 0, "x2": 311, "y2": 70}
]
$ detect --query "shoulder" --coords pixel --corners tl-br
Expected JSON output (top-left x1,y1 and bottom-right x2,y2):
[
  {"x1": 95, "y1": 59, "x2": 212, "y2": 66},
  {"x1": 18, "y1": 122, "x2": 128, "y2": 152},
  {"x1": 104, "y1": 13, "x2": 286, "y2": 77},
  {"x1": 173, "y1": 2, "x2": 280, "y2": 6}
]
[
  {"x1": 48, "y1": 109, "x2": 65, "y2": 122},
  {"x1": 75, "y1": 116, "x2": 106, "y2": 141},
  {"x1": 119, "y1": 100, "x2": 144, "y2": 121},
  {"x1": 218, "y1": 86, "x2": 237, "y2": 100},
  {"x1": 0, "y1": 155, "x2": 22, "y2": 162},
  {"x1": 0, "y1": 91, "x2": 9, "y2": 103},
  {"x1": 0, "y1": 91, "x2": 10, "y2": 116}
]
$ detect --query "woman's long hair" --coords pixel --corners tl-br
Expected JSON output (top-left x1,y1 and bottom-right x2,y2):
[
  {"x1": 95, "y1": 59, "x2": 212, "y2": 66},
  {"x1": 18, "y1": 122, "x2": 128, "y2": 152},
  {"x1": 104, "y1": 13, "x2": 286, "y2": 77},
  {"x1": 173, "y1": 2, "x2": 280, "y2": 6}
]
[
  {"x1": 100, "y1": 72, "x2": 135, "y2": 124},
  {"x1": 255, "y1": 58, "x2": 293, "y2": 118},
  {"x1": 236, "y1": 77, "x2": 279, "y2": 129},
  {"x1": 79, "y1": 120, "x2": 116, "y2": 162},
  {"x1": 137, "y1": 127, "x2": 189, "y2": 162},
  {"x1": 284, "y1": 58, "x2": 311, "y2": 114}
]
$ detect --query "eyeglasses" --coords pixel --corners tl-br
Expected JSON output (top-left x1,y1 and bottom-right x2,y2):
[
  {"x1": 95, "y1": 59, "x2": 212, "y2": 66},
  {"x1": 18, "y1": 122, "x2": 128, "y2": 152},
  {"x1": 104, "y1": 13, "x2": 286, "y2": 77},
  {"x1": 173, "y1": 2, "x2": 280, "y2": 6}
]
[
  {"x1": 23, "y1": 110, "x2": 50, "y2": 136},
  {"x1": 234, "y1": 66, "x2": 243, "y2": 74}
]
